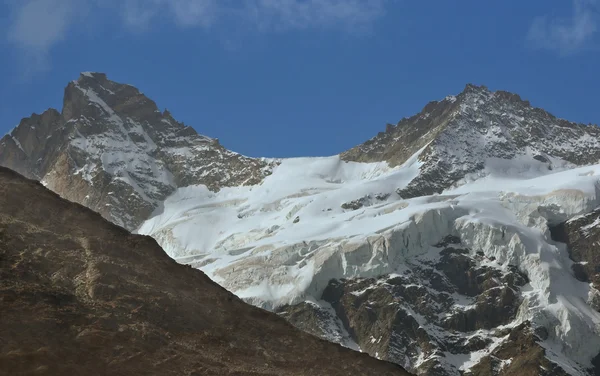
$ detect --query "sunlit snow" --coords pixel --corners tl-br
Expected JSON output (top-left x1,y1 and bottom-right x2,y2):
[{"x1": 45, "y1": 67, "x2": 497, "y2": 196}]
[{"x1": 139, "y1": 144, "x2": 600, "y2": 373}]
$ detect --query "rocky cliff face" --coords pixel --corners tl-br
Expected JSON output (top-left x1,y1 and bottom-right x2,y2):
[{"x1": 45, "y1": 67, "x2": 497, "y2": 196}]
[
  {"x1": 278, "y1": 236, "x2": 571, "y2": 375},
  {"x1": 551, "y1": 210, "x2": 600, "y2": 313},
  {"x1": 0, "y1": 72, "x2": 275, "y2": 230},
  {"x1": 341, "y1": 84, "x2": 600, "y2": 198},
  {"x1": 0, "y1": 166, "x2": 409, "y2": 376}
]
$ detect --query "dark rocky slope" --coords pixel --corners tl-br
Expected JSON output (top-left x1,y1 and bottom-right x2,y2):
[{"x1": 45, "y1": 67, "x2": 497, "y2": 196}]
[{"x1": 0, "y1": 167, "x2": 409, "y2": 376}]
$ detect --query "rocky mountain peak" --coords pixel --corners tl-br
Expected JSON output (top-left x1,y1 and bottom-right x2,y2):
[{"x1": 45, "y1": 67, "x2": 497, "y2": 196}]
[
  {"x1": 0, "y1": 73, "x2": 276, "y2": 231},
  {"x1": 461, "y1": 82, "x2": 489, "y2": 94},
  {"x1": 80, "y1": 71, "x2": 108, "y2": 80},
  {"x1": 342, "y1": 84, "x2": 600, "y2": 198},
  {"x1": 63, "y1": 72, "x2": 166, "y2": 131}
]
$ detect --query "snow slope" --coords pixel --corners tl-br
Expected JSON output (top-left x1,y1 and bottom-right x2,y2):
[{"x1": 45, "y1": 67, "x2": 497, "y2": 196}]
[{"x1": 139, "y1": 147, "x2": 600, "y2": 374}]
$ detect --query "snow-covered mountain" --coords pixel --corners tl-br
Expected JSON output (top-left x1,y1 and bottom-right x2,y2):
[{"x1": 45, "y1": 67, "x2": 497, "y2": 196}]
[
  {"x1": 342, "y1": 84, "x2": 600, "y2": 198},
  {"x1": 139, "y1": 154, "x2": 600, "y2": 375},
  {"x1": 0, "y1": 72, "x2": 275, "y2": 230},
  {"x1": 3, "y1": 74, "x2": 600, "y2": 375}
]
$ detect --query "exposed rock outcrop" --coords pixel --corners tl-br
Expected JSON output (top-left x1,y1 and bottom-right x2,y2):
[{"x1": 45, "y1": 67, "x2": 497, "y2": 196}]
[
  {"x1": 279, "y1": 237, "x2": 534, "y2": 375},
  {"x1": 466, "y1": 322, "x2": 570, "y2": 376},
  {"x1": 551, "y1": 209, "x2": 600, "y2": 287}
]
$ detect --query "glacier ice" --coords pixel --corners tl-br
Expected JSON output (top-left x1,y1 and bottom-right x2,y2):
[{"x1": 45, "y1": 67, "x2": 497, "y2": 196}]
[{"x1": 138, "y1": 151, "x2": 600, "y2": 373}]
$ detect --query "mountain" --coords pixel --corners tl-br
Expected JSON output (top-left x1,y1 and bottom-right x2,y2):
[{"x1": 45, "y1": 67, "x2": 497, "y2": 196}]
[
  {"x1": 3, "y1": 74, "x2": 600, "y2": 375},
  {"x1": 135, "y1": 86, "x2": 600, "y2": 375},
  {"x1": 0, "y1": 72, "x2": 275, "y2": 230},
  {"x1": 341, "y1": 84, "x2": 600, "y2": 198},
  {"x1": 139, "y1": 155, "x2": 600, "y2": 375},
  {"x1": 0, "y1": 166, "x2": 408, "y2": 376}
]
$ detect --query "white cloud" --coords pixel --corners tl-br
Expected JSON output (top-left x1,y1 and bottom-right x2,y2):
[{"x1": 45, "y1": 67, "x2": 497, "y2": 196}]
[
  {"x1": 120, "y1": 0, "x2": 217, "y2": 30},
  {"x1": 120, "y1": 0, "x2": 161, "y2": 31},
  {"x1": 7, "y1": 0, "x2": 77, "y2": 50},
  {"x1": 527, "y1": 0, "x2": 598, "y2": 55},
  {"x1": 247, "y1": 0, "x2": 385, "y2": 32},
  {"x1": 6, "y1": 0, "x2": 82, "y2": 73},
  {"x1": 167, "y1": 0, "x2": 218, "y2": 27},
  {"x1": 119, "y1": 0, "x2": 385, "y2": 31}
]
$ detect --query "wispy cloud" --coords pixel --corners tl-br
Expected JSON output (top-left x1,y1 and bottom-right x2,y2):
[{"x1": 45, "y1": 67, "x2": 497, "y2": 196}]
[
  {"x1": 118, "y1": 0, "x2": 385, "y2": 31},
  {"x1": 242, "y1": 0, "x2": 385, "y2": 33},
  {"x1": 5, "y1": 0, "x2": 387, "y2": 74},
  {"x1": 120, "y1": 0, "x2": 218, "y2": 30},
  {"x1": 119, "y1": 1, "x2": 162, "y2": 31},
  {"x1": 6, "y1": 0, "x2": 84, "y2": 74},
  {"x1": 527, "y1": 0, "x2": 598, "y2": 55}
]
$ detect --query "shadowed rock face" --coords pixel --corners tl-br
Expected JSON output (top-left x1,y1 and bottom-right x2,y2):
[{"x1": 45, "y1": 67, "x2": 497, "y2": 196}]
[
  {"x1": 551, "y1": 210, "x2": 600, "y2": 286},
  {"x1": 466, "y1": 322, "x2": 570, "y2": 376},
  {"x1": 0, "y1": 167, "x2": 409, "y2": 376},
  {"x1": 341, "y1": 84, "x2": 600, "y2": 198},
  {"x1": 277, "y1": 237, "x2": 581, "y2": 375},
  {"x1": 550, "y1": 210, "x2": 600, "y2": 316},
  {"x1": 0, "y1": 73, "x2": 276, "y2": 230}
]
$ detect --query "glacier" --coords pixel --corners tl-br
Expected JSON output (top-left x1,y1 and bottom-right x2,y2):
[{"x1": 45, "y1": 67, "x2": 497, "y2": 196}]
[{"x1": 138, "y1": 146, "x2": 600, "y2": 374}]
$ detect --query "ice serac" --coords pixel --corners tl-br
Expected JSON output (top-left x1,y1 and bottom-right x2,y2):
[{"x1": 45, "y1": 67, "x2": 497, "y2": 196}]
[
  {"x1": 0, "y1": 72, "x2": 275, "y2": 230},
  {"x1": 341, "y1": 84, "x2": 600, "y2": 198},
  {"x1": 139, "y1": 153, "x2": 600, "y2": 375}
]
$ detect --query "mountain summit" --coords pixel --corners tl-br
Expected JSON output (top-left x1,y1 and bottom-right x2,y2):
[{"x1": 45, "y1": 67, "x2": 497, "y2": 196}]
[
  {"x1": 3, "y1": 74, "x2": 600, "y2": 375},
  {"x1": 0, "y1": 72, "x2": 274, "y2": 230},
  {"x1": 342, "y1": 83, "x2": 600, "y2": 198}
]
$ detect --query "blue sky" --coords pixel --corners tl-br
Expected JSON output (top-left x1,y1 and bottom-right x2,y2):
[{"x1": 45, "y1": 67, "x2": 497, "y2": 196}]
[{"x1": 0, "y1": 0, "x2": 598, "y2": 157}]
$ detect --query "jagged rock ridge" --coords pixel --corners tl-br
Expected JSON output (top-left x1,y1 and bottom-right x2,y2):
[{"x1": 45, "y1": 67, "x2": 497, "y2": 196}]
[
  {"x1": 0, "y1": 72, "x2": 276, "y2": 230},
  {"x1": 341, "y1": 84, "x2": 600, "y2": 198}
]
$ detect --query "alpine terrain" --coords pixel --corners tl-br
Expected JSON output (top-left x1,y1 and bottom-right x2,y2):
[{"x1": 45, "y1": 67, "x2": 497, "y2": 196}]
[
  {"x1": 2, "y1": 73, "x2": 600, "y2": 375},
  {"x1": 0, "y1": 72, "x2": 275, "y2": 231}
]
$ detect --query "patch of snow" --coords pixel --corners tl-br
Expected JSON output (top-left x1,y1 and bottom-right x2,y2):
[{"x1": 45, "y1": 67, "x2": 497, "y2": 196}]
[
  {"x1": 10, "y1": 136, "x2": 24, "y2": 153},
  {"x1": 75, "y1": 83, "x2": 124, "y2": 129},
  {"x1": 442, "y1": 333, "x2": 507, "y2": 371},
  {"x1": 581, "y1": 216, "x2": 600, "y2": 235}
]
